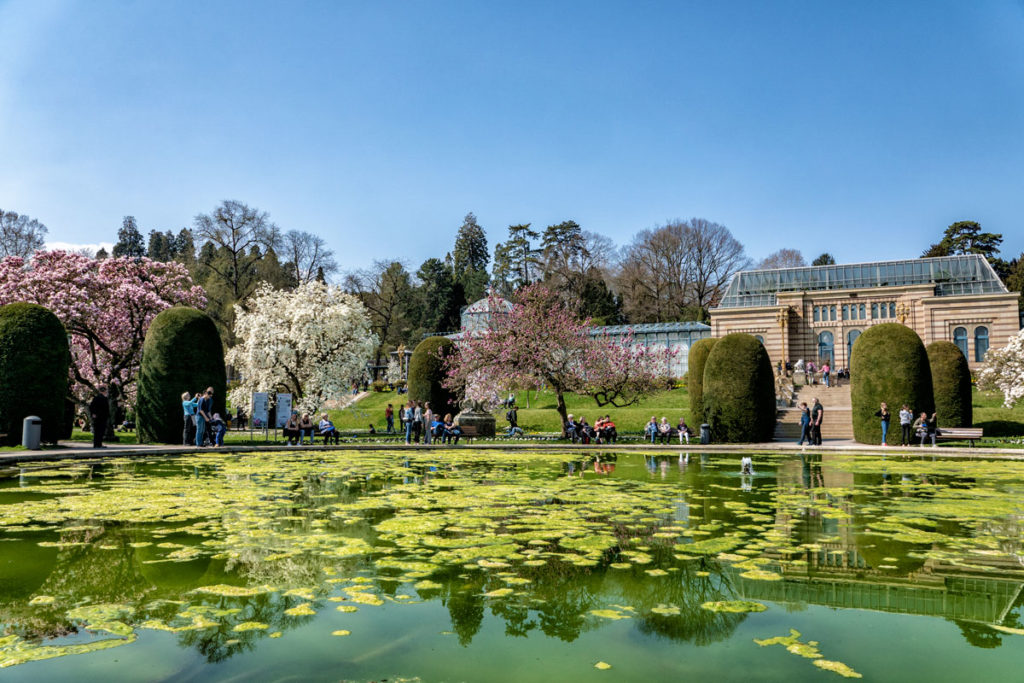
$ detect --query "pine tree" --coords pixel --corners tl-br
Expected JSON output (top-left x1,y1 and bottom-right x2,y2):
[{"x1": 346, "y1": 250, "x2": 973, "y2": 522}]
[
  {"x1": 112, "y1": 216, "x2": 145, "y2": 258},
  {"x1": 453, "y1": 212, "x2": 489, "y2": 302}
]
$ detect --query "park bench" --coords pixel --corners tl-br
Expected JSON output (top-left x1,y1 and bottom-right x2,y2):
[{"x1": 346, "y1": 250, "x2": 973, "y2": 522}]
[
  {"x1": 934, "y1": 427, "x2": 984, "y2": 447},
  {"x1": 458, "y1": 426, "x2": 478, "y2": 444}
]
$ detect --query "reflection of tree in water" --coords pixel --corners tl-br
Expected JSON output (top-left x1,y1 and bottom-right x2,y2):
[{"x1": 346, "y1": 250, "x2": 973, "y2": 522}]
[
  {"x1": 628, "y1": 562, "x2": 745, "y2": 646},
  {"x1": 442, "y1": 577, "x2": 485, "y2": 646},
  {"x1": 174, "y1": 592, "x2": 318, "y2": 663}
]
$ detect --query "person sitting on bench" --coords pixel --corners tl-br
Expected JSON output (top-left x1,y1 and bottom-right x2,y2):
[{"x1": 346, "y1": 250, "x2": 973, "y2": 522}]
[{"x1": 319, "y1": 413, "x2": 340, "y2": 444}]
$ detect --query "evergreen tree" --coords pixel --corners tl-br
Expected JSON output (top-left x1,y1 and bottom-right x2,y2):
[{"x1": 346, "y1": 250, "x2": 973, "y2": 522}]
[
  {"x1": 812, "y1": 252, "x2": 836, "y2": 266},
  {"x1": 922, "y1": 221, "x2": 1003, "y2": 262},
  {"x1": 415, "y1": 257, "x2": 465, "y2": 334},
  {"x1": 112, "y1": 216, "x2": 145, "y2": 258},
  {"x1": 146, "y1": 230, "x2": 174, "y2": 261},
  {"x1": 453, "y1": 212, "x2": 489, "y2": 301},
  {"x1": 173, "y1": 228, "x2": 196, "y2": 269},
  {"x1": 95, "y1": 247, "x2": 109, "y2": 260}
]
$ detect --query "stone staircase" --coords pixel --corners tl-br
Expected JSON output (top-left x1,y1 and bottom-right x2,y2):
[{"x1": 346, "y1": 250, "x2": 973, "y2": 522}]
[{"x1": 775, "y1": 383, "x2": 853, "y2": 441}]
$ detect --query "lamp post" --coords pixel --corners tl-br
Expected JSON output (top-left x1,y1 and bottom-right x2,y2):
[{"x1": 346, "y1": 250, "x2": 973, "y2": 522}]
[{"x1": 895, "y1": 302, "x2": 909, "y2": 324}]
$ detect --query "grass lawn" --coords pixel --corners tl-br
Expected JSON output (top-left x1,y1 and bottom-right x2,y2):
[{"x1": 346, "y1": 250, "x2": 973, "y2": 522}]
[{"x1": 328, "y1": 386, "x2": 691, "y2": 435}]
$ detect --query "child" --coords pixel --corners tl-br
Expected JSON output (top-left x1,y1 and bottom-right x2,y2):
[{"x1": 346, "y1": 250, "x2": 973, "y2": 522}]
[{"x1": 209, "y1": 413, "x2": 227, "y2": 447}]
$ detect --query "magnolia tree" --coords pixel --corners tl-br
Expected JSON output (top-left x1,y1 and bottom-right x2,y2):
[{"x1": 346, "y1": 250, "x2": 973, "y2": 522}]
[
  {"x1": 444, "y1": 284, "x2": 674, "y2": 436},
  {"x1": 0, "y1": 251, "x2": 206, "y2": 419},
  {"x1": 977, "y1": 330, "x2": 1024, "y2": 408},
  {"x1": 227, "y1": 281, "x2": 378, "y2": 414}
]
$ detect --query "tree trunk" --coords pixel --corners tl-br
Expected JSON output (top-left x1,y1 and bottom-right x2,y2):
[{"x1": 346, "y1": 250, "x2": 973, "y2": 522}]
[{"x1": 555, "y1": 390, "x2": 568, "y2": 438}]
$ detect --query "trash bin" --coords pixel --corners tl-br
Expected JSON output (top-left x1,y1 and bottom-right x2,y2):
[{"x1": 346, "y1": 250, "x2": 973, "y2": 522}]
[
  {"x1": 700, "y1": 423, "x2": 710, "y2": 445},
  {"x1": 22, "y1": 416, "x2": 42, "y2": 450}
]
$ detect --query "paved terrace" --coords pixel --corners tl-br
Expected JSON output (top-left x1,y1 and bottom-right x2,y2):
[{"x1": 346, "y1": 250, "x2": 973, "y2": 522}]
[{"x1": 2, "y1": 438, "x2": 1023, "y2": 468}]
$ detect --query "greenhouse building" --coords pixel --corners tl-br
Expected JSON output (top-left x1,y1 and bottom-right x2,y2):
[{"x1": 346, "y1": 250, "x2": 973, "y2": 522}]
[{"x1": 710, "y1": 254, "x2": 1019, "y2": 371}]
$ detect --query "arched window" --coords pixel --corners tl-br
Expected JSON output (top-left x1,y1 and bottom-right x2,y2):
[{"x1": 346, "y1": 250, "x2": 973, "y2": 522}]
[
  {"x1": 847, "y1": 329, "x2": 861, "y2": 361},
  {"x1": 953, "y1": 327, "x2": 968, "y2": 358},
  {"x1": 818, "y1": 330, "x2": 834, "y2": 365},
  {"x1": 871, "y1": 303, "x2": 879, "y2": 319},
  {"x1": 889, "y1": 302, "x2": 896, "y2": 318},
  {"x1": 975, "y1": 326, "x2": 989, "y2": 362}
]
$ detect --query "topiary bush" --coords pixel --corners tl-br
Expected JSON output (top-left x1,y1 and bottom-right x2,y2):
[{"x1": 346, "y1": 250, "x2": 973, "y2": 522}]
[
  {"x1": 137, "y1": 307, "x2": 226, "y2": 444},
  {"x1": 687, "y1": 337, "x2": 718, "y2": 426},
  {"x1": 702, "y1": 333, "x2": 776, "y2": 443},
  {"x1": 0, "y1": 303, "x2": 70, "y2": 446},
  {"x1": 927, "y1": 341, "x2": 972, "y2": 428},
  {"x1": 851, "y1": 323, "x2": 934, "y2": 445},
  {"x1": 408, "y1": 336, "x2": 457, "y2": 415}
]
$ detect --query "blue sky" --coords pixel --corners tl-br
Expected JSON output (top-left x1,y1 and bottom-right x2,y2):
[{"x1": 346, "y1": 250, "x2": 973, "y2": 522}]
[{"x1": 1, "y1": 0, "x2": 1022, "y2": 271}]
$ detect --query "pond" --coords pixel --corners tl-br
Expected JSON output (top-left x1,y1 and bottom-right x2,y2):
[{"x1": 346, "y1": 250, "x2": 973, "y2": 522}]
[{"x1": 1, "y1": 449, "x2": 1023, "y2": 681}]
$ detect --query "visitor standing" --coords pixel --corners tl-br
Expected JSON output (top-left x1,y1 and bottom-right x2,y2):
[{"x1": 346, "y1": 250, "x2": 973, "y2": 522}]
[
  {"x1": 404, "y1": 401, "x2": 414, "y2": 444},
  {"x1": 810, "y1": 398, "x2": 824, "y2": 445},
  {"x1": 423, "y1": 402, "x2": 433, "y2": 445},
  {"x1": 181, "y1": 391, "x2": 199, "y2": 445},
  {"x1": 412, "y1": 401, "x2": 423, "y2": 443},
  {"x1": 899, "y1": 404, "x2": 914, "y2": 446},
  {"x1": 822, "y1": 362, "x2": 831, "y2": 388},
  {"x1": 90, "y1": 386, "x2": 110, "y2": 449},
  {"x1": 195, "y1": 387, "x2": 214, "y2": 447},
  {"x1": 385, "y1": 404, "x2": 395, "y2": 434},
  {"x1": 874, "y1": 402, "x2": 891, "y2": 446},
  {"x1": 798, "y1": 402, "x2": 811, "y2": 445}
]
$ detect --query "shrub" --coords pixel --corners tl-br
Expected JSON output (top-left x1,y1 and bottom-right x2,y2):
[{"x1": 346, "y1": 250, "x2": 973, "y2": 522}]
[
  {"x1": 136, "y1": 307, "x2": 226, "y2": 444},
  {"x1": 371, "y1": 380, "x2": 388, "y2": 393},
  {"x1": 851, "y1": 323, "x2": 933, "y2": 444},
  {"x1": 408, "y1": 336, "x2": 456, "y2": 414},
  {"x1": 702, "y1": 333, "x2": 776, "y2": 442},
  {"x1": 687, "y1": 337, "x2": 718, "y2": 426},
  {"x1": 0, "y1": 303, "x2": 70, "y2": 445},
  {"x1": 927, "y1": 341, "x2": 972, "y2": 428}
]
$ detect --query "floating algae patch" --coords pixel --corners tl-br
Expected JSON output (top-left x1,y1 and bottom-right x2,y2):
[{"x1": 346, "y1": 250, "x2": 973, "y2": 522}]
[
  {"x1": 590, "y1": 609, "x2": 631, "y2": 620},
  {"x1": 232, "y1": 622, "x2": 270, "y2": 632},
  {"x1": 284, "y1": 602, "x2": 316, "y2": 617},
  {"x1": 701, "y1": 601, "x2": 767, "y2": 613},
  {"x1": 0, "y1": 634, "x2": 136, "y2": 668},
  {"x1": 814, "y1": 659, "x2": 862, "y2": 678}
]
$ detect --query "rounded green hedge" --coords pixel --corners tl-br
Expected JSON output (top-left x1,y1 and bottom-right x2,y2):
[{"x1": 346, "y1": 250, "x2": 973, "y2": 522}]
[
  {"x1": 687, "y1": 337, "x2": 718, "y2": 426},
  {"x1": 0, "y1": 302, "x2": 70, "y2": 446},
  {"x1": 137, "y1": 307, "x2": 226, "y2": 444},
  {"x1": 850, "y1": 323, "x2": 934, "y2": 445},
  {"x1": 927, "y1": 341, "x2": 972, "y2": 428},
  {"x1": 408, "y1": 336, "x2": 457, "y2": 415},
  {"x1": 702, "y1": 333, "x2": 776, "y2": 442}
]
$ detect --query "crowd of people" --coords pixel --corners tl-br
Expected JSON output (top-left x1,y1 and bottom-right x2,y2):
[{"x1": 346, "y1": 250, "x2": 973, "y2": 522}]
[
  {"x1": 791, "y1": 359, "x2": 848, "y2": 387},
  {"x1": 875, "y1": 402, "x2": 940, "y2": 447},
  {"x1": 391, "y1": 399, "x2": 464, "y2": 445}
]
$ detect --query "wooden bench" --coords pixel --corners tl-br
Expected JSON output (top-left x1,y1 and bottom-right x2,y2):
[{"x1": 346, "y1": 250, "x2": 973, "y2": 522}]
[
  {"x1": 459, "y1": 426, "x2": 478, "y2": 444},
  {"x1": 933, "y1": 427, "x2": 984, "y2": 447}
]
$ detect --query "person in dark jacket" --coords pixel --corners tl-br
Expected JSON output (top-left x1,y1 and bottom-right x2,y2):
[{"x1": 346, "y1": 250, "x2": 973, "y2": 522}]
[{"x1": 90, "y1": 386, "x2": 110, "y2": 449}]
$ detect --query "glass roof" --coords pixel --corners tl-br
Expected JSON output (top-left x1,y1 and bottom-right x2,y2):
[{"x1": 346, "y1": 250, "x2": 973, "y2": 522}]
[{"x1": 716, "y1": 254, "x2": 1007, "y2": 308}]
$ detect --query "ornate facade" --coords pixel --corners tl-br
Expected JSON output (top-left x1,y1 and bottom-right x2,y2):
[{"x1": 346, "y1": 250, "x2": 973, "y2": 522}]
[{"x1": 710, "y1": 255, "x2": 1019, "y2": 371}]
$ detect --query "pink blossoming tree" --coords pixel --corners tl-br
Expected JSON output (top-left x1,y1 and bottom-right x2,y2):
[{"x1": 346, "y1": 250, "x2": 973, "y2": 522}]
[
  {"x1": 0, "y1": 251, "x2": 206, "y2": 426},
  {"x1": 444, "y1": 284, "x2": 674, "y2": 436}
]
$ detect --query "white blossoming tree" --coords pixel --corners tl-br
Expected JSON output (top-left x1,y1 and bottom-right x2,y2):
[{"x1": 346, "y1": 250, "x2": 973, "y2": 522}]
[
  {"x1": 227, "y1": 281, "x2": 378, "y2": 414},
  {"x1": 977, "y1": 329, "x2": 1024, "y2": 408}
]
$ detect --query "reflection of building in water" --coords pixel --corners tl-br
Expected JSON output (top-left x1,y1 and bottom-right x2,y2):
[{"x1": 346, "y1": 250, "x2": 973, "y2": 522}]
[
  {"x1": 451, "y1": 295, "x2": 711, "y2": 376},
  {"x1": 729, "y1": 567, "x2": 1022, "y2": 625}
]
